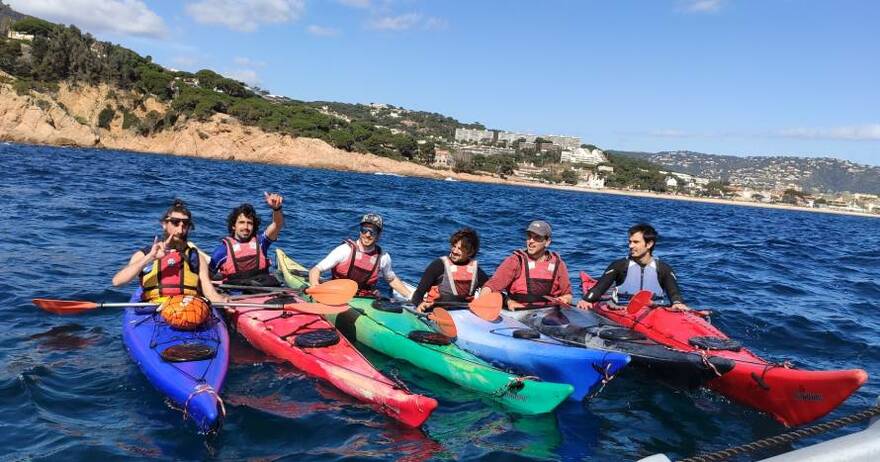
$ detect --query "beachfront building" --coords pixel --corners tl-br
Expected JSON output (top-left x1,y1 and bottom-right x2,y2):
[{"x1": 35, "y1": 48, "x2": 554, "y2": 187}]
[
  {"x1": 7, "y1": 29, "x2": 33, "y2": 41},
  {"x1": 544, "y1": 135, "x2": 582, "y2": 151},
  {"x1": 432, "y1": 149, "x2": 454, "y2": 169},
  {"x1": 561, "y1": 147, "x2": 607, "y2": 165},
  {"x1": 579, "y1": 171, "x2": 606, "y2": 189},
  {"x1": 454, "y1": 128, "x2": 493, "y2": 144}
]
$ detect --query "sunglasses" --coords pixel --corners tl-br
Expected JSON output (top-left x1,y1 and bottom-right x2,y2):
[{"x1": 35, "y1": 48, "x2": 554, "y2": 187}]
[
  {"x1": 165, "y1": 217, "x2": 192, "y2": 228},
  {"x1": 360, "y1": 227, "x2": 378, "y2": 237},
  {"x1": 526, "y1": 233, "x2": 547, "y2": 243}
]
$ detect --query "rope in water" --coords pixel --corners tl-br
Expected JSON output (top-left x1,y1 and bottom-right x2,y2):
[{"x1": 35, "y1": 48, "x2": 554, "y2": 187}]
[{"x1": 677, "y1": 404, "x2": 880, "y2": 462}]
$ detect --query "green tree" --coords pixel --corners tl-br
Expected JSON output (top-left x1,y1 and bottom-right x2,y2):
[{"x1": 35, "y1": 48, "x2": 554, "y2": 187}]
[
  {"x1": 97, "y1": 107, "x2": 115, "y2": 129},
  {"x1": 12, "y1": 18, "x2": 56, "y2": 37},
  {"x1": 561, "y1": 169, "x2": 579, "y2": 185}
]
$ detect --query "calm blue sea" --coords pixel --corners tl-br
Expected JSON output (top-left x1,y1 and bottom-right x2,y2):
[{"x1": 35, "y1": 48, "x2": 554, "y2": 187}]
[{"x1": 1, "y1": 142, "x2": 878, "y2": 461}]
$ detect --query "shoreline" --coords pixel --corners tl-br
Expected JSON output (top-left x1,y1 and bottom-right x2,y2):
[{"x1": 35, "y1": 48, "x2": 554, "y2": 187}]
[
  {"x1": 0, "y1": 82, "x2": 875, "y2": 219},
  {"x1": 7, "y1": 137, "x2": 877, "y2": 220}
]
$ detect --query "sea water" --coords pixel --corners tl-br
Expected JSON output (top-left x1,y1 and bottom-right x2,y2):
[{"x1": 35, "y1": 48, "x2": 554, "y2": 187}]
[{"x1": 0, "y1": 143, "x2": 877, "y2": 461}]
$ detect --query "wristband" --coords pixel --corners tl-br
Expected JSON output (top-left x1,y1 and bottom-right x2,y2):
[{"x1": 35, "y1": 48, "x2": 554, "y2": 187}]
[{"x1": 271, "y1": 206, "x2": 282, "y2": 211}]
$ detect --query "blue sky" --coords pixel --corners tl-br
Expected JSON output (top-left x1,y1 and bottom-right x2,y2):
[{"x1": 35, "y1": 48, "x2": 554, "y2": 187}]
[{"x1": 9, "y1": 0, "x2": 880, "y2": 165}]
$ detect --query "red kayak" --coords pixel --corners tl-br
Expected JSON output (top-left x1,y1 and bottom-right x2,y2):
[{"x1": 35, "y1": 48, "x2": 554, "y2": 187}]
[
  {"x1": 583, "y1": 273, "x2": 867, "y2": 426},
  {"x1": 228, "y1": 292, "x2": 437, "y2": 427}
]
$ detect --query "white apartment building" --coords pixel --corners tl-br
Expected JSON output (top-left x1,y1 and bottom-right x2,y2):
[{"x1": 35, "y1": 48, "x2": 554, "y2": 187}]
[{"x1": 561, "y1": 147, "x2": 607, "y2": 165}]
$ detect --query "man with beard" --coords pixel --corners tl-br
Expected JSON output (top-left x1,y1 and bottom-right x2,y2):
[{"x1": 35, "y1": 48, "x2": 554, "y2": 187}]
[
  {"x1": 411, "y1": 227, "x2": 490, "y2": 312},
  {"x1": 479, "y1": 220, "x2": 573, "y2": 309},
  {"x1": 209, "y1": 192, "x2": 284, "y2": 286},
  {"x1": 309, "y1": 213, "x2": 412, "y2": 299},
  {"x1": 577, "y1": 223, "x2": 689, "y2": 311},
  {"x1": 112, "y1": 199, "x2": 227, "y2": 303}
]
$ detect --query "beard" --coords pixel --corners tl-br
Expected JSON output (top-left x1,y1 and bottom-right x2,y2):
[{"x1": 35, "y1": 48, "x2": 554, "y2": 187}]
[{"x1": 163, "y1": 232, "x2": 189, "y2": 252}]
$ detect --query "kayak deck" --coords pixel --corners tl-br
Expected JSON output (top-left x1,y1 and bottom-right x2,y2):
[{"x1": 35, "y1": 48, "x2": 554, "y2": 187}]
[
  {"x1": 594, "y1": 303, "x2": 868, "y2": 426},
  {"x1": 448, "y1": 308, "x2": 630, "y2": 401},
  {"x1": 276, "y1": 248, "x2": 573, "y2": 415},
  {"x1": 514, "y1": 307, "x2": 735, "y2": 389},
  {"x1": 122, "y1": 291, "x2": 229, "y2": 434},
  {"x1": 228, "y1": 291, "x2": 437, "y2": 428}
]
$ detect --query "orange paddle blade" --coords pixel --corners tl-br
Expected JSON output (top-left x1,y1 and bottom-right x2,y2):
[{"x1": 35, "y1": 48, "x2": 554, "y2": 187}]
[
  {"x1": 429, "y1": 308, "x2": 458, "y2": 338},
  {"x1": 626, "y1": 290, "x2": 654, "y2": 314},
  {"x1": 33, "y1": 299, "x2": 99, "y2": 315},
  {"x1": 305, "y1": 279, "x2": 358, "y2": 305},
  {"x1": 469, "y1": 293, "x2": 502, "y2": 321},
  {"x1": 282, "y1": 302, "x2": 349, "y2": 315}
]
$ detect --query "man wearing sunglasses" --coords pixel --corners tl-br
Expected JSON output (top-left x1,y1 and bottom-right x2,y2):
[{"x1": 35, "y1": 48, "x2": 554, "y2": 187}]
[
  {"x1": 209, "y1": 192, "x2": 284, "y2": 286},
  {"x1": 308, "y1": 213, "x2": 412, "y2": 298},
  {"x1": 479, "y1": 220, "x2": 573, "y2": 309},
  {"x1": 112, "y1": 199, "x2": 228, "y2": 303}
]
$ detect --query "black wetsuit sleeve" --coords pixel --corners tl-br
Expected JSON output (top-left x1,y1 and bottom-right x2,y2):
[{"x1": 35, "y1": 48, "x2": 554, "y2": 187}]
[
  {"x1": 476, "y1": 268, "x2": 490, "y2": 289},
  {"x1": 411, "y1": 258, "x2": 445, "y2": 304},
  {"x1": 657, "y1": 261, "x2": 684, "y2": 304},
  {"x1": 582, "y1": 259, "x2": 628, "y2": 302}
]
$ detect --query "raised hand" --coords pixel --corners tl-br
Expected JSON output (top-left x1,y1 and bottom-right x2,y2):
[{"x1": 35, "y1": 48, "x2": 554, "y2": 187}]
[
  {"x1": 265, "y1": 191, "x2": 283, "y2": 210},
  {"x1": 148, "y1": 235, "x2": 168, "y2": 260}
]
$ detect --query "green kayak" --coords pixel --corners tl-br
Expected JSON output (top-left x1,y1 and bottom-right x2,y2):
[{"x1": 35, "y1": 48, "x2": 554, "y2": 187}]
[{"x1": 276, "y1": 248, "x2": 573, "y2": 414}]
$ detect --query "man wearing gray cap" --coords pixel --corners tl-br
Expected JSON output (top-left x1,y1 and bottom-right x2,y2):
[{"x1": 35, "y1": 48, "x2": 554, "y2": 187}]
[{"x1": 480, "y1": 220, "x2": 573, "y2": 309}]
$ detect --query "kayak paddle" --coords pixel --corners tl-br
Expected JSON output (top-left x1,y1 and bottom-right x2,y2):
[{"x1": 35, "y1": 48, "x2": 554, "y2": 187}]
[
  {"x1": 304, "y1": 279, "x2": 358, "y2": 305},
  {"x1": 32, "y1": 298, "x2": 348, "y2": 316},
  {"x1": 218, "y1": 279, "x2": 357, "y2": 306},
  {"x1": 467, "y1": 292, "x2": 503, "y2": 321},
  {"x1": 428, "y1": 308, "x2": 457, "y2": 338}
]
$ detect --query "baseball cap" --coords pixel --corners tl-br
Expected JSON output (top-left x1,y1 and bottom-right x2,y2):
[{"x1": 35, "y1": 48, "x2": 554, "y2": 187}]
[{"x1": 526, "y1": 220, "x2": 551, "y2": 238}]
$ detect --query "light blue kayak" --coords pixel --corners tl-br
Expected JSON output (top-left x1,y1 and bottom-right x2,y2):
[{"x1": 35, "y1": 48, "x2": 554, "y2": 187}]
[{"x1": 448, "y1": 308, "x2": 631, "y2": 401}]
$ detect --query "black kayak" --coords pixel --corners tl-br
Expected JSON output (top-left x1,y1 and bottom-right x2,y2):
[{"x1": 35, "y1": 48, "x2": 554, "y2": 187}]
[{"x1": 510, "y1": 307, "x2": 735, "y2": 388}]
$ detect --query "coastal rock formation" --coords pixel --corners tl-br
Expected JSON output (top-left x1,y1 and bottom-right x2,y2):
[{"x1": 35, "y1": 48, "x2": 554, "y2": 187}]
[{"x1": 0, "y1": 77, "x2": 497, "y2": 183}]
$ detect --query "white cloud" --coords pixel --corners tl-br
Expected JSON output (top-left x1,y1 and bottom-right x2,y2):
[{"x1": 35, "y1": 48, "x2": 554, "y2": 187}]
[
  {"x1": 367, "y1": 13, "x2": 422, "y2": 31},
  {"x1": 7, "y1": 0, "x2": 167, "y2": 38},
  {"x1": 307, "y1": 25, "x2": 341, "y2": 37},
  {"x1": 679, "y1": 0, "x2": 724, "y2": 13},
  {"x1": 648, "y1": 129, "x2": 692, "y2": 137},
  {"x1": 225, "y1": 69, "x2": 260, "y2": 86},
  {"x1": 185, "y1": 0, "x2": 305, "y2": 32},
  {"x1": 234, "y1": 57, "x2": 266, "y2": 67},
  {"x1": 337, "y1": 0, "x2": 370, "y2": 8},
  {"x1": 777, "y1": 124, "x2": 880, "y2": 141}
]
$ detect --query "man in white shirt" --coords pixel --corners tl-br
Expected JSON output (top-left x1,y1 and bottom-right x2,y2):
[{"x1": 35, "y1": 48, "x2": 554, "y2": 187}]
[{"x1": 308, "y1": 213, "x2": 413, "y2": 298}]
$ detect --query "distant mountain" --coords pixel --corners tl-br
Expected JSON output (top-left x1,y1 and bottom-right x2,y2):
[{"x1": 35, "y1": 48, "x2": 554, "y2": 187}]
[
  {"x1": 609, "y1": 150, "x2": 880, "y2": 194},
  {"x1": 0, "y1": 1, "x2": 30, "y2": 33}
]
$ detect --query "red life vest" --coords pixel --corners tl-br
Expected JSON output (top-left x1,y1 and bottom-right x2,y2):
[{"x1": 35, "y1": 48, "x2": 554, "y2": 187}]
[
  {"x1": 218, "y1": 236, "x2": 268, "y2": 280},
  {"x1": 140, "y1": 246, "x2": 201, "y2": 301},
  {"x1": 331, "y1": 240, "x2": 382, "y2": 296},
  {"x1": 508, "y1": 250, "x2": 560, "y2": 303},
  {"x1": 436, "y1": 256, "x2": 479, "y2": 302}
]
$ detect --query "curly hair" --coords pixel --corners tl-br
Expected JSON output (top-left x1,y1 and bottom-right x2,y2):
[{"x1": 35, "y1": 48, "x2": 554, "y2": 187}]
[
  {"x1": 450, "y1": 227, "x2": 480, "y2": 257},
  {"x1": 227, "y1": 203, "x2": 261, "y2": 236}
]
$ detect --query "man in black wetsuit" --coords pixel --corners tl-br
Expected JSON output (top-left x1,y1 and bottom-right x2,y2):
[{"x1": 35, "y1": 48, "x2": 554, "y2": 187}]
[
  {"x1": 577, "y1": 223, "x2": 690, "y2": 311},
  {"x1": 412, "y1": 227, "x2": 490, "y2": 312}
]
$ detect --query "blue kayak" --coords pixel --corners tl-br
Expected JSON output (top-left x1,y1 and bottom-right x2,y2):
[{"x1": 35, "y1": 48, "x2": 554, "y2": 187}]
[
  {"x1": 448, "y1": 309, "x2": 631, "y2": 401},
  {"x1": 122, "y1": 291, "x2": 229, "y2": 434}
]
